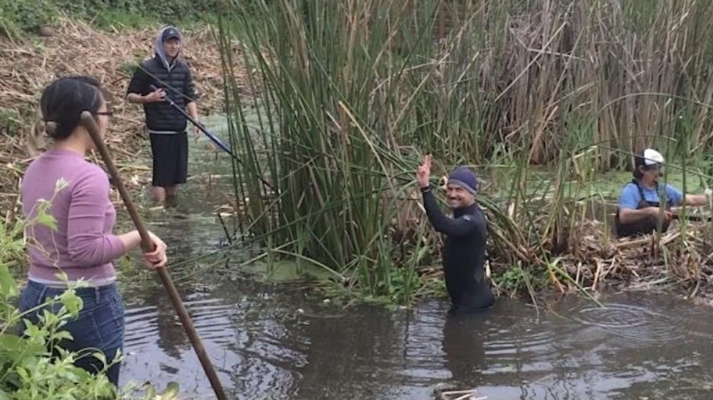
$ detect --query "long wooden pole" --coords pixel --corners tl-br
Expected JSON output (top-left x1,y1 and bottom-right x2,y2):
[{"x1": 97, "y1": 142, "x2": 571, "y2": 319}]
[{"x1": 80, "y1": 111, "x2": 229, "y2": 400}]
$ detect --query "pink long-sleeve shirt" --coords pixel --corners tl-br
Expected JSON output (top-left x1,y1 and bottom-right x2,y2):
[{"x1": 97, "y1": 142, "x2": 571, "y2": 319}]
[{"x1": 21, "y1": 149, "x2": 126, "y2": 285}]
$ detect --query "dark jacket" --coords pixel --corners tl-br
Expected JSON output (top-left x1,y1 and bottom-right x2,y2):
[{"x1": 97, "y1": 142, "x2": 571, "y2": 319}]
[
  {"x1": 126, "y1": 27, "x2": 197, "y2": 133},
  {"x1": 126, "y1": 56, "x2": 196, "y2": 133},
  {"x1": 421, "y1": 186, "x2": 494, "y2": 313}
]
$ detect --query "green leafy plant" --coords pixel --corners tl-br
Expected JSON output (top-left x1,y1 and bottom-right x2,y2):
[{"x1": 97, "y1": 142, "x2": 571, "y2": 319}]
[
  {"x1": 492, "y1": 263, "x2": 540, "y2": 296},
  {"x1": 0, "y1": 0, "x2": 220, "y2": 36},
  {"x1": 0, "y1": 180, "x2": 181, "y2": 399}
]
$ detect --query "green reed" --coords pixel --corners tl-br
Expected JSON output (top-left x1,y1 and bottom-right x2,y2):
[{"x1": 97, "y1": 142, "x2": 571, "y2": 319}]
[{"x1": 215, "y1": 0, "x2": 713, "y2": 302}]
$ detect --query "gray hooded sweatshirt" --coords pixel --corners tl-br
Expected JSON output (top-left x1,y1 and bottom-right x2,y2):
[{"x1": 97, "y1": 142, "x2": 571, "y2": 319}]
[
  {"x1": 126, "y1": 25, "x2": 196, "y2": 133},
  {"x1": 154, "y1": 25, "x2": 182, "y2": 72}
]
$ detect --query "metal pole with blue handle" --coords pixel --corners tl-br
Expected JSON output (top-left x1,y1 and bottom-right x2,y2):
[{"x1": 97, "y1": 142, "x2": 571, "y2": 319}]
[
  {"x1": 150, "y1": 84, "x2": 232, "y2": 154},
  {"x1": 148, "y1": 85, "x2": 277, "y2": 192}
]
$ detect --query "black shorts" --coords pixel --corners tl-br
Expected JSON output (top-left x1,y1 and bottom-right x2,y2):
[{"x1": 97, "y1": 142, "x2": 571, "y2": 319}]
[{"x1": 149, "y1": 132, "x2": 188, "y2": 187}]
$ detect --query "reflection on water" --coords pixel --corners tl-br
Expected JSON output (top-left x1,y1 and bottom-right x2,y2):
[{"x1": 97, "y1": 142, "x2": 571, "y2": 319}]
[
  {"x1": 116, "y1": 122, "x2": 713, "y2": 399},
  {"x1": 120, "y1": 275, "x2": 713, "y2": 400}
]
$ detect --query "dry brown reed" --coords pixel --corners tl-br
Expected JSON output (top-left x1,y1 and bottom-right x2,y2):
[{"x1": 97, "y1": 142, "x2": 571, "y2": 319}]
[
  {"x1": 421, "y1": 0, "x2": 713, "y2": 167},
  {"x1": 0, "y1": 16, "x2": 245, "y2": 216},
  {"x1": 415, "y1": 0, "x2": 713, "y2": 297},
  {"x1": 217, "y1": 0, "x2": 713, "y2": 301}
]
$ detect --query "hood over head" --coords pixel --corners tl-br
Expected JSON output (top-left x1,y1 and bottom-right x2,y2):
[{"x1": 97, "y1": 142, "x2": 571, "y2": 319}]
[{"x1": 154, "y1": 25, "x2": 182, "y2": 71}]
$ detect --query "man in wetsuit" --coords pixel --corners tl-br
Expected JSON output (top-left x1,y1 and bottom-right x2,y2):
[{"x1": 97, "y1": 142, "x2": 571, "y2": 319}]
[
  {"x1": 417, "y1": 155, "x2": 494, "y2": 313},
  {"x1": 615, "y1": 148, "x2": 710, "y2": 238}
]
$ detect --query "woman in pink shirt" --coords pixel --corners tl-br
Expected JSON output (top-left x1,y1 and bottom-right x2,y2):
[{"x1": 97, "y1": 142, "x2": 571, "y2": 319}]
[{"x1": 19, "y1": 76, "x2": 168, "y2": 388}]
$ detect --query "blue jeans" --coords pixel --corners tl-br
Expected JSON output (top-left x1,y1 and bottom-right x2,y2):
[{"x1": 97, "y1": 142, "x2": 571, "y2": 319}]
[{"x1": 17, "y1": 280, "x2": 125, "y2": 387}]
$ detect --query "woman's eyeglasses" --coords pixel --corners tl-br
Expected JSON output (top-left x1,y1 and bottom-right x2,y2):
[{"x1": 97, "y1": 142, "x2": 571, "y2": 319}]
[{"x1": 95, "y1": 111, "x2": 114, "y2": 117}]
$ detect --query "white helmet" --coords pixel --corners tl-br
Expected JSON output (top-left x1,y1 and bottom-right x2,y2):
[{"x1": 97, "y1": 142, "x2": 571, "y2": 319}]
[
  {"x1": 637, "y1": 148, "x2": 665, "y2": 167},
  {"x1": 640, "y1": 149, "x2": 664, "y2": 167},
  {"x1": 634, "y1": 148, "x2": 666, "y2": 178}
]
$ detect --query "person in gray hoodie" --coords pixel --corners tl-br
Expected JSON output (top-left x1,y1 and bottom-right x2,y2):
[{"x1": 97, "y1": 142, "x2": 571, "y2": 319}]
[{"x1": 127, "y1": 25, "x2": 200, "y2": 207}]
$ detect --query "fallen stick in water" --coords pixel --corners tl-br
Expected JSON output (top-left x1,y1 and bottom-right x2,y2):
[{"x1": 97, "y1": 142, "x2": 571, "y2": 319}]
[
  {"x1": 80, "y1": 111, "x2": 229, "y2": 400},
  {"x1": 436, "y1": 389, "x2": 487, "y2": 400}
]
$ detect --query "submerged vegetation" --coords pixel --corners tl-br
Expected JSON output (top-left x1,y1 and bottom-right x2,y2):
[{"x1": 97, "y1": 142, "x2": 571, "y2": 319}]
[{"x1": 216, "y1": 0, "x2": 713, "y2": 304}]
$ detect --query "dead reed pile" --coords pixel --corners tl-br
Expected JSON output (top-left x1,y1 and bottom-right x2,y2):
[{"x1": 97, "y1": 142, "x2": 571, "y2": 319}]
[{"x1": 0, "y1": 16, "x2": 246, "y2": 216}]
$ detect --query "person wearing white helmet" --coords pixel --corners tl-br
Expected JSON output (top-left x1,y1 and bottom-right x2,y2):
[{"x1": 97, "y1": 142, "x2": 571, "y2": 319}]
[{"x1": 615, "y1": 148, "x2": 710, "y2": 237}]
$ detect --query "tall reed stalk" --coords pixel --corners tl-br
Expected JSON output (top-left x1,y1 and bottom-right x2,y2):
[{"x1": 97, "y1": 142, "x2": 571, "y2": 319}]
[{"x1": 215, "y1": 0, "x2": 713, "y2": 301}]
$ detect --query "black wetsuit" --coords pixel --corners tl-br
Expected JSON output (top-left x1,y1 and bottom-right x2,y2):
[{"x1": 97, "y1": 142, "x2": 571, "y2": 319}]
[
  {"x1": 614, "y1": 179, "x2": 673, "y2": 238},
  {"x1": 421, "y1": 186, "x2": 495, "y2": 313}
]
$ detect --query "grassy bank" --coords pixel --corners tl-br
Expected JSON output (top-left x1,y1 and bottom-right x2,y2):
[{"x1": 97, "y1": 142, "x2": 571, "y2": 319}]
[
  {"x1": 0, "y1": 12, "x2": 234, "y2": 400},
  {"x1": 0, "y1": 0, "x2": 219, "y2": 37},
  {"x1": 0, "y1": 15, "x2": 244, "y2": 217},
  {"x1": 214, "y1": 0, "x2": 713, "y2": 305},
  {"x1": 0, "y1": 0, "x2": 248, "y2": 215},
  {"x1": 0, "y1": 189, "x2": 192, "y2": 398}
]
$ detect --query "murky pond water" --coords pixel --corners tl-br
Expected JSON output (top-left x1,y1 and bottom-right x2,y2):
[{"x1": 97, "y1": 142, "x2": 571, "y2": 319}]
[
  {"x1": 120, "y1": 272, "x2": 713, "y2": 399},
  {"x1": 115, "y1": 119, "x2": 713, "y2": 400}
]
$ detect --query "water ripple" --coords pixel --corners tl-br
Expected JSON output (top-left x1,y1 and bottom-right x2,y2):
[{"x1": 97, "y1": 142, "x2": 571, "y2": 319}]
[
  {"x1": 185, "y1": 298, "x2": 237, "y2": 345},
  {"x1": 123, "y1": 305, "x2": 159, "y2": 348},
  {"x1": 119, "y1": 280, "x2": 713, "y2": 400},
  {"x1": 570, "y1": 302, "x2": 685, "y2": 343}
]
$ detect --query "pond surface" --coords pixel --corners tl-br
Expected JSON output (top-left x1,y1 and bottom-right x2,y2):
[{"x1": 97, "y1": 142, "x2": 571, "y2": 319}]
[
  {"x1": 116, "y1": 119, "x2": 713, "y2": 400},
  {"x1": 120, "y1": 281, "x2": 713, "y2": 400}
]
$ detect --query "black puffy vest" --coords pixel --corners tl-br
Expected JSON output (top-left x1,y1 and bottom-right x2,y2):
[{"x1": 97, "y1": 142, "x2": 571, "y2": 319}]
[{"x1": 128, "y1": 57, "x2": 195, "y2": 132}]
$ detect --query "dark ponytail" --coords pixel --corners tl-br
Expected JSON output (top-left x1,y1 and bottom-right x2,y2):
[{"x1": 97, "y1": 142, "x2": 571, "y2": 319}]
[{"x1": 38, "y1": 76, "x2": 106, "y2": 140}]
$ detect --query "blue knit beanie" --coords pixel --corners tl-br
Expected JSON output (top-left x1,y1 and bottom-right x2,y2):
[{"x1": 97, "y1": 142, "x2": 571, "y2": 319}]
[{"x1": 447, "y1": 166, "x2": 477, "y2": 194}]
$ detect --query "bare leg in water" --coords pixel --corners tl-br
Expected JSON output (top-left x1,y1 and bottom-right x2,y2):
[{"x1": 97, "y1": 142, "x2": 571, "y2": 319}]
[{"x1": 152, "y1": 186, "x2": 178, "y2": 208}]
